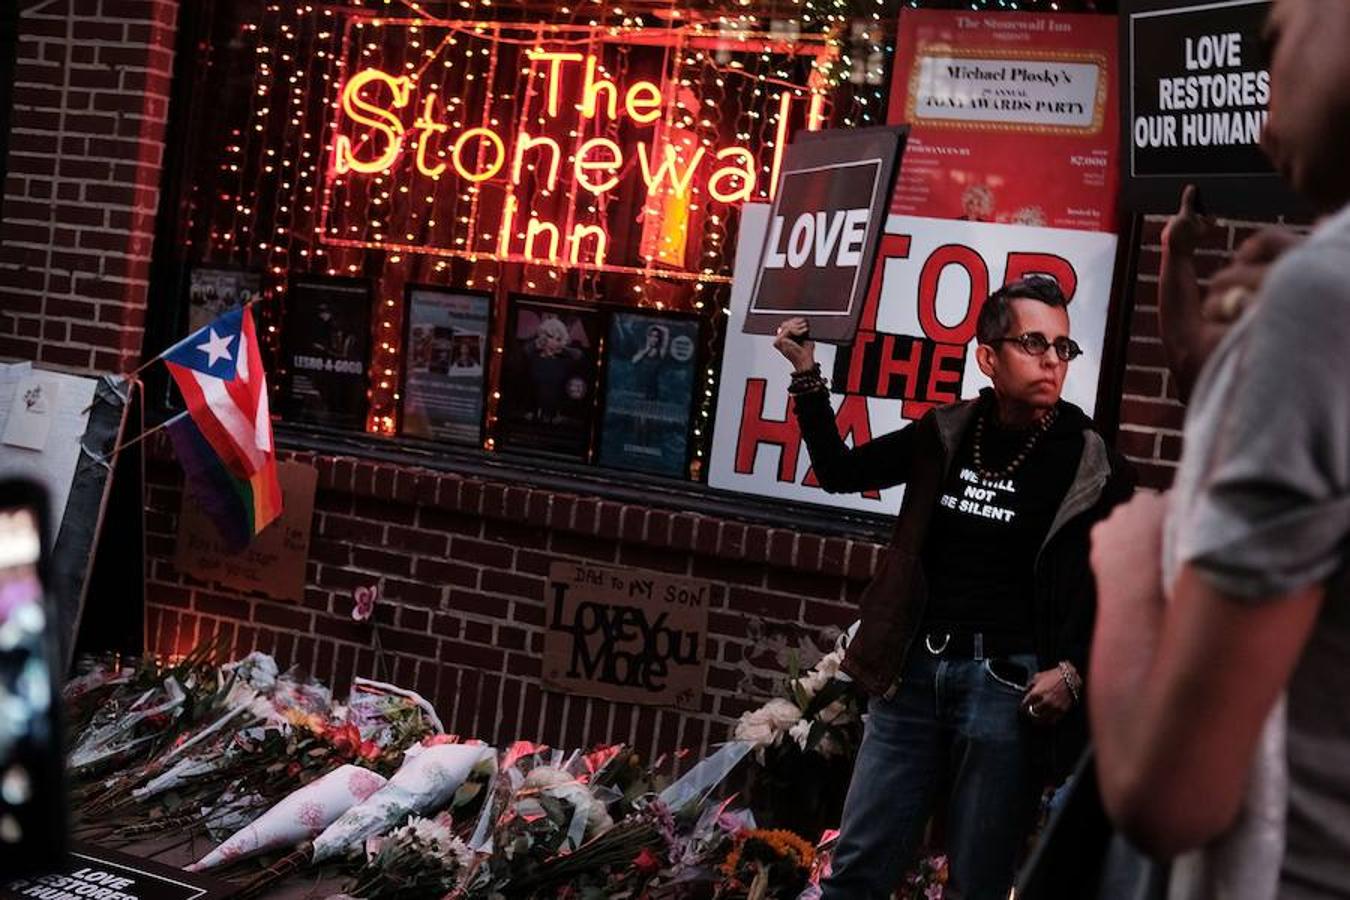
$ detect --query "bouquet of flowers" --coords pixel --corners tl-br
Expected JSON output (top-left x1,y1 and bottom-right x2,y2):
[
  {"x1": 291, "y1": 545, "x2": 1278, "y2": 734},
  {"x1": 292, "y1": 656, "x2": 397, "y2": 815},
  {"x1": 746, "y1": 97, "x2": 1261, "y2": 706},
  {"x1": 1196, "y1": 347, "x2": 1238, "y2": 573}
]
[
  {"x1": 716, "y1": 829, "x2": 816, "y2": 900},
  {"x1": 71, "y1": 657, "x2": 431, "y2": 851},
  {"x1": 311, "y1": 740, "x2": 497, "y2": 863},
  {"x1": 472, "y1": 760, "x2": 619, "y2": 894},
  {"x1": 897, "y1": 852, "x2": 948, "y2": 900},
  {"x1": 187, "y1": 764, "x2": 388, "y2": 870},
  {"x1": 66, "y1": 639, "x2": 234, "y2": 784},
  {"x1": 347, "y1": 812, "x2": 474, "y2": 899},
  {"x1": 733, "y1": 640, "x2": 864, "y2": 763},
  {"x1": 730, "y1": 632, "x2": 865, "y2": 840}
]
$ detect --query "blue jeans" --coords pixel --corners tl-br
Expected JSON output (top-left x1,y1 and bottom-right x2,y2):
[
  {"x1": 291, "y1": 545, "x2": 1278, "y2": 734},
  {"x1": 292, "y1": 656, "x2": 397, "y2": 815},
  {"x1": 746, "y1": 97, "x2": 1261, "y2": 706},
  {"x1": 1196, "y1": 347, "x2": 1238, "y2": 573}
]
[{"x1": 822, "y1": 650, "x2": 1042, "y2": 900}]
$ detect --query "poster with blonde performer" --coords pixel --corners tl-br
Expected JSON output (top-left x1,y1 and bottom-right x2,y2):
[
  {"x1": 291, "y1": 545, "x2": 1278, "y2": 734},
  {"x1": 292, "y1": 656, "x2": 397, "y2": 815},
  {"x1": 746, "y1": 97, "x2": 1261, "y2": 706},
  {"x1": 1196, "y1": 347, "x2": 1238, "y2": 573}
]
[{"x1": 496, "y1": 295, "x2": 602, "y2": 460}]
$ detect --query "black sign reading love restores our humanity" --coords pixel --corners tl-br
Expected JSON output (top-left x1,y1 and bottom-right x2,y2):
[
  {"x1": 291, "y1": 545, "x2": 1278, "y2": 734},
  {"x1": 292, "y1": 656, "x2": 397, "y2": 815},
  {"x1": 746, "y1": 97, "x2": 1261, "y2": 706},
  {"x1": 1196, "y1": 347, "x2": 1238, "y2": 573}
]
[
  {"x1": 1121, "y1": 0, "x2": 1305, "y2": 215},
  {"x1": 742, "y1": 126, "x2": 907, "y2": 344},
  {"x1": 2, "y1": 844, "x2": 235, "y2": 900}
]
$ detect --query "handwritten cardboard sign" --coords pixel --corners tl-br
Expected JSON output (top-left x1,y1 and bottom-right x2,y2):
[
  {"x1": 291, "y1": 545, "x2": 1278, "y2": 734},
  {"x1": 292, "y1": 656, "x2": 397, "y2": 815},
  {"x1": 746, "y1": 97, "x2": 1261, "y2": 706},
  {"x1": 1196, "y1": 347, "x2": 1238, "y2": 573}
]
[
  {"x1": 174, "y1": 462, "x2": 317, "y2": 603},
  {"x1": 544, "y1": 561, "x2": 709, "y2": 710}
]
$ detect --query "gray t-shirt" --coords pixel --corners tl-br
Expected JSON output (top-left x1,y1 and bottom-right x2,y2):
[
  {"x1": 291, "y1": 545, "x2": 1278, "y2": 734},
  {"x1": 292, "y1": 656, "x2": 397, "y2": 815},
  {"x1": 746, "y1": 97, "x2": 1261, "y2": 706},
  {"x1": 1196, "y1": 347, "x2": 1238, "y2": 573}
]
[{"x1": 1164, "y1": 203, "x2": 1350, "y2": 899}]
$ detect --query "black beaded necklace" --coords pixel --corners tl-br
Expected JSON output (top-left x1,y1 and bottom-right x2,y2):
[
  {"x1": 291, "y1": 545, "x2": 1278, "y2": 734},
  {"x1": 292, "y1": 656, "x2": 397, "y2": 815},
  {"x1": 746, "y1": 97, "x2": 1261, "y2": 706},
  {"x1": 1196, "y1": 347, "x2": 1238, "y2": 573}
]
[{"x1": 972, "y1": 404, "x2": 1059, "y2": 481}]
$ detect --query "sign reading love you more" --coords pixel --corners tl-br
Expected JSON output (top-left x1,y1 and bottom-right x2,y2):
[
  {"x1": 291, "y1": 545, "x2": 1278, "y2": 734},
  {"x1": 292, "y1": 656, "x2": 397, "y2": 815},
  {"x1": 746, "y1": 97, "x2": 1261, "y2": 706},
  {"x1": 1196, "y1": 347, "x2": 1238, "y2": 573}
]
[
  {"x1": 742, "y1": 126, "x2": 907, "y2": 343},
  {"x1": 544, "y1": 562, "x2": 709, "y2": 710}
]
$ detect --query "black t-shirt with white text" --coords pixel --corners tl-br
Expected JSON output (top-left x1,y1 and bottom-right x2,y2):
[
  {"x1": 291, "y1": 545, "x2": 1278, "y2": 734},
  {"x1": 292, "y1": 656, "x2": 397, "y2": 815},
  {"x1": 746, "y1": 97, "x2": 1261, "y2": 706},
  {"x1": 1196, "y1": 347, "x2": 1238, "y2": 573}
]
[{"x1": 920, "y1": 399, "x2": 1081, "y2": 639}]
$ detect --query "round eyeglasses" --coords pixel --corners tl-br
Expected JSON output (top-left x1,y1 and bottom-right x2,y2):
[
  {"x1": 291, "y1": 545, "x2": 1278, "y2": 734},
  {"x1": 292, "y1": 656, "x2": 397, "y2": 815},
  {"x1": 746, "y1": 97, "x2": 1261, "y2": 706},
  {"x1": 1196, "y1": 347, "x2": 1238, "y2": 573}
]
[{"x1": 989, "y1": 332, "x2": 1082, "y2": 362}]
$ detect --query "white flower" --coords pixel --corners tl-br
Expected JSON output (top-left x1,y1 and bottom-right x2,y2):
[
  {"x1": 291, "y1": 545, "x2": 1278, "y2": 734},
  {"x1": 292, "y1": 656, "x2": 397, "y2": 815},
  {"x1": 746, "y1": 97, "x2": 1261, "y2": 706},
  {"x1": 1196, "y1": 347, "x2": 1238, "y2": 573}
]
[
  {"x1": 733, "y1": 717, "x2": 775, "y2": 747},
  {"x1": 763, "y1": 697, "x2": 803, "y2": 729},
  {"x1": 795, "y1": 670, "x2": 830, "y2": 699},
  {"x1": 815, "y1": 650, "x2": 843, "y2": 680},
  {"x1": 732, "y1": 698, "x2": 803, "y2": 749},
  {"x1": 789, "y1": 718, "x2": 811, "y2": 750},
  {"x1": 521, "y1": 767, "x2": 613, "y2": 836},
  {"x1": 817, "y1": 699, "x2": 851, "y2": 726}
]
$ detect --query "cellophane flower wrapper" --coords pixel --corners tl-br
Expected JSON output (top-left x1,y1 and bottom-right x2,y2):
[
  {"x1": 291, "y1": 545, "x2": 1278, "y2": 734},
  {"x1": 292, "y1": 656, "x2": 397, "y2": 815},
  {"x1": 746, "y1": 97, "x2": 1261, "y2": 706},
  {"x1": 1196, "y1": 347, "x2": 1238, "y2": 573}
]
[
  {"x1": 347, "y1": 678, "x2": 443, "y2": 740},
  {"x1": 658, "y1": 740, "x2": 755, "y2": 813},
  {"x1": 187, "y1": 764, "x2": 389, "y2": 871},
  {"x1": 311, "y1": 742, "x2": 495, "y2": 863},
  {"x1": 68, "y1": 676, "x2": 187, "y2": 772}
]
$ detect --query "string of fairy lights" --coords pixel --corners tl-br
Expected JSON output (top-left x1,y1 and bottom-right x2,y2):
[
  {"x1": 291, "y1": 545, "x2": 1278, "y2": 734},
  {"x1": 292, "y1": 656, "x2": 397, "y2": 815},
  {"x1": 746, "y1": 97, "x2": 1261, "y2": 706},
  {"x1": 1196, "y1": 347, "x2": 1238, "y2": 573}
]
[{"x1": 187, "y1": 0, "x2": 1104, "y2": 480}]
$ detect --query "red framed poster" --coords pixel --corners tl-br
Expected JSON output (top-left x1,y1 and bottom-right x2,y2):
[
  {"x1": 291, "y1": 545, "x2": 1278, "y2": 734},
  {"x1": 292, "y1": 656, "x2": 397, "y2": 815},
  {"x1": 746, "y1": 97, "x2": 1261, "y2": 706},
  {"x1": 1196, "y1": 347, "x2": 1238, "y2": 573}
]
[{"x1": 888, "y1": 10, "x2": 1119, "y2": 233}]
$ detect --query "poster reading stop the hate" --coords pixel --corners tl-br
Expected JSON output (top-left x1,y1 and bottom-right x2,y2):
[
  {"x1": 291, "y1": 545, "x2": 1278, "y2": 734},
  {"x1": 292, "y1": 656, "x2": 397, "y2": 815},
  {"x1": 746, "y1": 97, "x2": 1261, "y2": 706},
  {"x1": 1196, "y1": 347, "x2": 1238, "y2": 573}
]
[
  {"x1": 708, "y1": 204, "x2": 1116, "y2": 515},
  {"x1": 888, "y1": 9, "x2": 1120, "y2": 232}
]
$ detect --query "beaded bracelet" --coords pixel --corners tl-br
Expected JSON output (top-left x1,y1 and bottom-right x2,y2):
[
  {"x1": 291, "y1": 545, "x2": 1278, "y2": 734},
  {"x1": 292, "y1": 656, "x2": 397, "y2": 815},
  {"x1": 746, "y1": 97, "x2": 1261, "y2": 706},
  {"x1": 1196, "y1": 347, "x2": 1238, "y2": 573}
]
[
  {"x1": 787, "y1": 363, "x2": 829, "y2": 395},
  {"x1": 1058, "y1": 661, "x2": 1082, "y2": 705}
]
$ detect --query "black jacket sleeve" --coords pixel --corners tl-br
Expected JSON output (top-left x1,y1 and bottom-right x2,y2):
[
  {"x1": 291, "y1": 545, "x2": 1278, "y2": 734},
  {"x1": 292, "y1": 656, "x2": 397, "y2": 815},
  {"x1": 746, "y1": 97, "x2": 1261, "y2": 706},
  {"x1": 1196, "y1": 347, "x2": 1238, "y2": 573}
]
[
  {"x1": 1054, "y1": 454, "x2": 1138, "y2": 673},
  {"x1": 791, "y1": 387, "x2": 918, "y2": 495}
]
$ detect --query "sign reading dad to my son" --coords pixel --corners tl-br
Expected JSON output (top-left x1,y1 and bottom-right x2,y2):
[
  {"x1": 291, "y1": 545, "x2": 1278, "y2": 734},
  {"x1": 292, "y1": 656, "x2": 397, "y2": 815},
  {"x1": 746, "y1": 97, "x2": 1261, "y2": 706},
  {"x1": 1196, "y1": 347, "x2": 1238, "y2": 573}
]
[
  {"x1": 1121, "y1": 0, "x2": 1303, "y2": 214},
  {"x1": 742, "y1": 126, "x2": 907, "y2": 343},
  {"x1": 544, "y1": 561, "x2": 709, "y2": 711}
]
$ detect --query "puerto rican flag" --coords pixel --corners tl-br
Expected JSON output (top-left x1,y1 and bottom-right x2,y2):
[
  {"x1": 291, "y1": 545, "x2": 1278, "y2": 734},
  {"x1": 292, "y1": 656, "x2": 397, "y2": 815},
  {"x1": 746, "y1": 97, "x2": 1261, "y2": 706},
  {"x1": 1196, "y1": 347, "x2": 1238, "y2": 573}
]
[{"x1": 162, "y1": 306, "x2": 282, "y2": 540}]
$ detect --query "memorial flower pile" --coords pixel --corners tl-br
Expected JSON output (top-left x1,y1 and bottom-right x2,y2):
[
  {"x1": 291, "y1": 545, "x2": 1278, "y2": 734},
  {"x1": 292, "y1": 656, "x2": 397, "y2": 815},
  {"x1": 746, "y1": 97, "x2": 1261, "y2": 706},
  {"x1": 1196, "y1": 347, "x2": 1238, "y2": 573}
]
[{"x1": 61, "y1": 635, "x2": 906, "y2": 899}]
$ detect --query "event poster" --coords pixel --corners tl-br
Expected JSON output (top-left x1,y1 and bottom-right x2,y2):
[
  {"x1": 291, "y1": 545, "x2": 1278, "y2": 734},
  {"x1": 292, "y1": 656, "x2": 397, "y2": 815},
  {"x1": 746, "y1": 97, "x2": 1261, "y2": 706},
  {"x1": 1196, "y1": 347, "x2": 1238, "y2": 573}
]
[
  {"x1": 597, "y1": 311, "x2": 700, "y2": 478},
  {"x1": 1121, "y1": 0, "x2": 1302, "y2": 215},
  {"x1": 889, "y1": 9, "x2": 1119, "y2": 232},
  {"x1": 278, "y1": 275, "x2": 372, "y2": 431},
  {"x1": 496, "y1": 296, "x2": 602, "y2": 460},
  {"x1": 708, "y1": 204, "x2": 1117, "y2": 515},
  {"x1": 400, "y1": 286, "x2": 491, "y2": 445},
  {"x1": 187, "y1": 268, "x2": 260, "y2": 334}
]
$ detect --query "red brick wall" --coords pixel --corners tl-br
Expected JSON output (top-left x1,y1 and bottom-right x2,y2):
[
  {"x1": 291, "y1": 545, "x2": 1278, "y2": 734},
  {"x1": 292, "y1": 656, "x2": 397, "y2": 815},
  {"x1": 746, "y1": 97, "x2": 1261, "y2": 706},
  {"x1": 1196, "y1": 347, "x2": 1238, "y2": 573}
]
[
  {"x1": 1114, "y1": 213, "x2": 1294, "y2": 489},
  {"x1": 144, "y1": 445, "x2": 880, "y2": 758},
  {"x1": 0, "y1": 0, "x2": 178, "y2": 373}
]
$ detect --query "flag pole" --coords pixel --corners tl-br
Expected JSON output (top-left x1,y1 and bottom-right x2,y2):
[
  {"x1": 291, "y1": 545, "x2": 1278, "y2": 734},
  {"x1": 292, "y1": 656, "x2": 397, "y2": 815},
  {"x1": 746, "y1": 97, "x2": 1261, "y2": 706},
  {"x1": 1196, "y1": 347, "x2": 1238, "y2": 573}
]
[{"x1": 95, "y1": 411, "x2": 187, "y2": 465}]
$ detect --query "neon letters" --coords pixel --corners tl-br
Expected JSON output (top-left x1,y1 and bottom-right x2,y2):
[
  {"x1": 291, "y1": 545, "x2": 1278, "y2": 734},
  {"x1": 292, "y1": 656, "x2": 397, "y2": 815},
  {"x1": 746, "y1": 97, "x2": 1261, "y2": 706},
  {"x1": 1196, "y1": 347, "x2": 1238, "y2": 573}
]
[{"x1": 330, "y1": 49, "x2": 784, "y2": 269}]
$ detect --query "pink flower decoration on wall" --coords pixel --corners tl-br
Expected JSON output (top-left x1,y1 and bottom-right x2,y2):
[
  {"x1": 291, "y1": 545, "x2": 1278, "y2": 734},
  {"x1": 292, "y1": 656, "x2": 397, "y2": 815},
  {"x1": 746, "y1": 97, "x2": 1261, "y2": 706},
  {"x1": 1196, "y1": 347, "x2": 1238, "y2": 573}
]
[{"x1": 351, "y1": 583, "x2": 379, "y2": 622}]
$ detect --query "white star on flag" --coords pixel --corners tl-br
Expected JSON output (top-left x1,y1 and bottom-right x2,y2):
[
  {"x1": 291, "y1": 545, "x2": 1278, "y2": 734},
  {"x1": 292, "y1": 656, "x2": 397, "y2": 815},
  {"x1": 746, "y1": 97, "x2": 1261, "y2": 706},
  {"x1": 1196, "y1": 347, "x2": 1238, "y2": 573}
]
[{"x1": 197, "y1": 328, "x2": 235, "y2": 368}]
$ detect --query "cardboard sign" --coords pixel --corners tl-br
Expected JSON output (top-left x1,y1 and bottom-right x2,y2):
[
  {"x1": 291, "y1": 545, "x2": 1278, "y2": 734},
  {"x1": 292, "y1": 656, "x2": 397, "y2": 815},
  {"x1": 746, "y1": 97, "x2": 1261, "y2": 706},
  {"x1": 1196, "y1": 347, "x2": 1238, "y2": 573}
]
[
  {"x1": 742, "y1": 126, "x2": 907, "y2": 344},
  {"x1": 2, "y1": 843, "x2": 234, "y2": 900},
  {"x1": 544, "y1": 562, "x2": 709, "y2": 710},
  {"x1": 709, "y1": 204, "x2": 1117, "y2": 514},
  {"x1": 1121, "y1": 0, "x2": 1303, "y2": 215},
  {"x1": 175, "y1": 462, "x2": 317, "y2": 602},
  {"x1": 889, "y1": 9, "x2": 1120, "y2": 233}
]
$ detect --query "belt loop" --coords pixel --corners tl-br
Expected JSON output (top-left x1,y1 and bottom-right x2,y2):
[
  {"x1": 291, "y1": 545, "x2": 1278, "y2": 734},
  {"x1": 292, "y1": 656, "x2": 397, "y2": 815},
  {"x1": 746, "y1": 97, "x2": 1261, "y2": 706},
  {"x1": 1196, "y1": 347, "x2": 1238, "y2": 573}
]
[{"x1": 973, "y1": 632, "x2": 985, "y2": 661}]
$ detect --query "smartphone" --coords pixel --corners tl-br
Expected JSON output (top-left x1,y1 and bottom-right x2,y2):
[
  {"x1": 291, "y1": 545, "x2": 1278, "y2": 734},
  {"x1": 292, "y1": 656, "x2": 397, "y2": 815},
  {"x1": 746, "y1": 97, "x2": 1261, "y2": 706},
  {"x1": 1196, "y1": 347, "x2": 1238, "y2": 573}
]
[{"x1": 0, "y1": 479, "x2": 66, "y2": 877}]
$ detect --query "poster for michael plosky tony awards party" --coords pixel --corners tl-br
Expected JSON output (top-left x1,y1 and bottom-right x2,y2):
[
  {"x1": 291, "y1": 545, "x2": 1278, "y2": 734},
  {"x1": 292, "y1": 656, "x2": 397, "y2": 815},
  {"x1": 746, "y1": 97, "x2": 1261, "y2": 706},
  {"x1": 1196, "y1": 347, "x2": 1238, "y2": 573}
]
[{"x1": 889, "y1": 9, "x2": 1119, "y2": 232}]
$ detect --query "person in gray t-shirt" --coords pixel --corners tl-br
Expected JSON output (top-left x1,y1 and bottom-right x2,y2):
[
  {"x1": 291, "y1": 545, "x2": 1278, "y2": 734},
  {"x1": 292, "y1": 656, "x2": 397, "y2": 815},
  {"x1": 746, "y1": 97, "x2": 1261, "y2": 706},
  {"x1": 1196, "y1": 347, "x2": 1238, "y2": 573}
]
[{"x1": 1088, "y1": 1, "x2": 1350, "y2": 897}]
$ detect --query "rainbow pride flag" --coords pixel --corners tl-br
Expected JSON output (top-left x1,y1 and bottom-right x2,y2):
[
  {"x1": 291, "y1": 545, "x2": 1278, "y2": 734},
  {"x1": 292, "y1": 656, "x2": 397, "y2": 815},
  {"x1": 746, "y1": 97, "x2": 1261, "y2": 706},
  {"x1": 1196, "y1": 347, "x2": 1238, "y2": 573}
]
[{"x1": 161, "y1": 306, "x2": 282, "y2": 549}]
